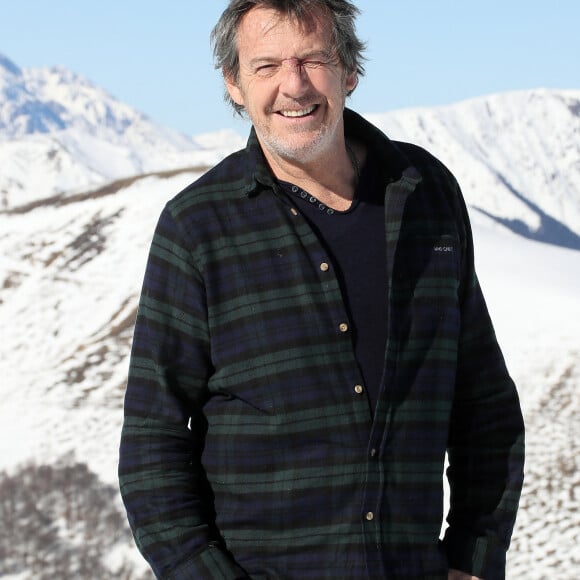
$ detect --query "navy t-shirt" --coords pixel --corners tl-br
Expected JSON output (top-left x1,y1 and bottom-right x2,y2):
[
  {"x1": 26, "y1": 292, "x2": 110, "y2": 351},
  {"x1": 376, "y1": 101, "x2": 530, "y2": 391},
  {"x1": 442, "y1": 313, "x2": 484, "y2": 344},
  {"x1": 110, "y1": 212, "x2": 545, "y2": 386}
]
[{"x1": 279, "y1": 153, "x2": 387, "y2": 414}]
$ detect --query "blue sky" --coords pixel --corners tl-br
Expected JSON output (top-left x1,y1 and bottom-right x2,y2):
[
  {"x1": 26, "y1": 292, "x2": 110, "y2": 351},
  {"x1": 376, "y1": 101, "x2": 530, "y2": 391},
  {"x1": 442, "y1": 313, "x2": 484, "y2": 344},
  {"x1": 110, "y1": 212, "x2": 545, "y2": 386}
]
[{"x1": 1, "y1": 0, "x2": 579, "y2": 136}]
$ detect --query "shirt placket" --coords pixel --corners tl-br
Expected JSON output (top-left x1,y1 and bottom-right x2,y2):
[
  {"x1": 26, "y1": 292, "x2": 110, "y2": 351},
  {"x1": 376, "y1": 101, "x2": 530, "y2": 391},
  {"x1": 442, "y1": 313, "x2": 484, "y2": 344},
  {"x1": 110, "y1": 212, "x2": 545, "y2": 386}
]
[
  {"x1": 284, "y1": 196, "x2": 372, "y2": 423},
  {"x1": 285, "y1": 195, "x2": 383, "y2": 575}
]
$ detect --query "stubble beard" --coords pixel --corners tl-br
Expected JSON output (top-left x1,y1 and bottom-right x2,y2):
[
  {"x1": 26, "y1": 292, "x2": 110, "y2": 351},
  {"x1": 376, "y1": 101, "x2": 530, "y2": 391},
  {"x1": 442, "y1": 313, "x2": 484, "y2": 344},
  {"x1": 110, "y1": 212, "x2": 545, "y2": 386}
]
[
  {"x1": 259, "y1": 123, "x2": 333, "y2": 165},
  {"x1": 254, "y1": 99, "x2": 346, "y2": 166}
]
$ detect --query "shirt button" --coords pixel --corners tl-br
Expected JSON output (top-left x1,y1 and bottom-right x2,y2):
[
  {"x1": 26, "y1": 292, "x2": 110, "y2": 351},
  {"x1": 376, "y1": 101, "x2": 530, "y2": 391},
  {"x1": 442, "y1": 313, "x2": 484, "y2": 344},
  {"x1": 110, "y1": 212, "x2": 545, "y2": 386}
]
[
  {"x1": 354, "y1": 385, "x2": 364, "y2": 395},
  {"x1": 290, "y1": 207, "x2": 299, "y2": 216},
  {"x1": 339, "y1": 323, "x2": 349, "y2": 333},
  {"x1": 370, "y1": 448, "x2": 377, "y2": 458},
  {"x1": 365, "y1": 511, "x2": 374, "y2": 521},
  {"x1": 320, "y1": 262, "x2": 330, "y2": 272}
]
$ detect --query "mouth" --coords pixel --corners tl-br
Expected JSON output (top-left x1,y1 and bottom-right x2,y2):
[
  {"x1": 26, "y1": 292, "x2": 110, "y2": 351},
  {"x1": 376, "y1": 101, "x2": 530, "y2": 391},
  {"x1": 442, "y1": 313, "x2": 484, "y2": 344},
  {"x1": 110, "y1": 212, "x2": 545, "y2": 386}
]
[{"x1": 278, "y1": 104, "x2": 319, "y2": 118}]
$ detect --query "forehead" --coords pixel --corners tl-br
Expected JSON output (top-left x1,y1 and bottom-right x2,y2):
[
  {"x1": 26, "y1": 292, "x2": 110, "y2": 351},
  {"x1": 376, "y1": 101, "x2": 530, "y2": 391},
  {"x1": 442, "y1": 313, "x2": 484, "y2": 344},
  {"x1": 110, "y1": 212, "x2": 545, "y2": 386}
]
[{"x1": 236, "y1": 6, "x2": 334, "y2": 60}]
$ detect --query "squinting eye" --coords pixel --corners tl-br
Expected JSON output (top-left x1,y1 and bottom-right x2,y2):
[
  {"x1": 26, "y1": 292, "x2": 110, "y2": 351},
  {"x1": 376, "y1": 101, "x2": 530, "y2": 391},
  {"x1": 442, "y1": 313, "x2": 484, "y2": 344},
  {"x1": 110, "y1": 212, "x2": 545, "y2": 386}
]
[
  {"x1": 255, "y1": 64, "x2": 279, "y2": 77},
  {"x1": 303, "y1": 60, "x2": 324, "y2": 69}
]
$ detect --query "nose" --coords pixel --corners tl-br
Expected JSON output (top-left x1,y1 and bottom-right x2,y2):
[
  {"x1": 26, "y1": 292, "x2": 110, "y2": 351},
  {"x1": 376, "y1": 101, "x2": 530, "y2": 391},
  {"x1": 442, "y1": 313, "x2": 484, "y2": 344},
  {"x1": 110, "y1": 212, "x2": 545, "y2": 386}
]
[{"x1": 279, "y1": 58, "x2": 310, "y2": 97}]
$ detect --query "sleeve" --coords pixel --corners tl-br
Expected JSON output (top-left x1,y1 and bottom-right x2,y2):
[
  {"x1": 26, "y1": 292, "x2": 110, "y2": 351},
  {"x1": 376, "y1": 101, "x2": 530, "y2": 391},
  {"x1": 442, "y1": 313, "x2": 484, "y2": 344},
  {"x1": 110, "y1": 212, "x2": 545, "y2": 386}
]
[
  {"x1": 118, "y1": 206, "x2": 248, "y2": 579},
  {"x1": 442, "y1": 183, "x2": 525, "y2": 580}
]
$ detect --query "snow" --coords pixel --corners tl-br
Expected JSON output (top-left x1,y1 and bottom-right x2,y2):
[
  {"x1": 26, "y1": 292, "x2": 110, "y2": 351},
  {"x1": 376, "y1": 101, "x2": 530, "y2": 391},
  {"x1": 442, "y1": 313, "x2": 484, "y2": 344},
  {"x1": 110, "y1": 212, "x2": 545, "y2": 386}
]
[
  {"x1": 1, "y1": 55, "x2": 579, "y2": 578},
  {"x1": 0, "y1": 170, "x2": 201, "y2": 478},
  {"x1": 470, "y1": 219, "x2": 580, "y2": 578},
  {"x1": 0, "y1": 56, "x2": 245, "y2": 209}
]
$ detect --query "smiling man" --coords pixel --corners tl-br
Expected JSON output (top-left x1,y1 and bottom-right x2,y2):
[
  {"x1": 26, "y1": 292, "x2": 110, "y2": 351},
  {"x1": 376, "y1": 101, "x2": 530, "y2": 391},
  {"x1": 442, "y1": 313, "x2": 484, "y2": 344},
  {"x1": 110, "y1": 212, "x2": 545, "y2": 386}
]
[
  {"x1": 225, "y1": 4, "x2": 358, "y2": 201},
  {"x1": 119, "y1": 2, "x2": 525, "y2": 579}
]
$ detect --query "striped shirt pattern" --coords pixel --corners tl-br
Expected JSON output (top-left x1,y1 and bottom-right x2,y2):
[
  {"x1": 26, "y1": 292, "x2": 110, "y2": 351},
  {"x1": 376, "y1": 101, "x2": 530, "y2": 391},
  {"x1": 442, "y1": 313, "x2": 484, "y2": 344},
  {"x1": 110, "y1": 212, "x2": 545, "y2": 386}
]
[{"x1": 119, "y1": 109, "x2": 525, "y2": 579}]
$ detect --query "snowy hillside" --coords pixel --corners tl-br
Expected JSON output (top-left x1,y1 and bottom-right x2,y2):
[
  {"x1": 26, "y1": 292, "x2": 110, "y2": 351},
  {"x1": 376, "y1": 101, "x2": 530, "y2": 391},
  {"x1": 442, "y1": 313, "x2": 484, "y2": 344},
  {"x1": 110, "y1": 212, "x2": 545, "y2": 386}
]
[
  {"x1": 0, "y1": 54, "x2": 244, "y2": 209},
  {"x1": 0, "y1": 55, "x2": 579, "y2": 578}
]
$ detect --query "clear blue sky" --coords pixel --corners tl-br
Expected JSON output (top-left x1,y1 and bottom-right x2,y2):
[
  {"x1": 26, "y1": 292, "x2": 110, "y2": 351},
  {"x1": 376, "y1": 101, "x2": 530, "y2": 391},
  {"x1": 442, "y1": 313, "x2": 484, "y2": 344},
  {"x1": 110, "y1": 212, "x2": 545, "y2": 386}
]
[{"x1": 1, "y1": 1, "x2": 579, "y2": 136}]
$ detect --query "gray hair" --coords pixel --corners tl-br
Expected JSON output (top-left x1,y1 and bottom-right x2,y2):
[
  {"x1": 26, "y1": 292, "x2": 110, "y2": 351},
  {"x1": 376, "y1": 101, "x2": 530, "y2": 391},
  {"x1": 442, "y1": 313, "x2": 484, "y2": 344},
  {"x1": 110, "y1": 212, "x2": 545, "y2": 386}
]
[{"x1": 211, "y1": 0, "x2": 366, "y2": 115}]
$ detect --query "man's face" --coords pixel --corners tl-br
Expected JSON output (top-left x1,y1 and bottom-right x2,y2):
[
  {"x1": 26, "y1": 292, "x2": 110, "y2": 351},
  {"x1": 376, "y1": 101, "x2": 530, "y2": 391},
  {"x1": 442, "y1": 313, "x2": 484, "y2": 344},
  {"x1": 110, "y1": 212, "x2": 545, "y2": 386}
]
[{"x1": 225, "y1": 6, "x2": 357, "y2": 166}]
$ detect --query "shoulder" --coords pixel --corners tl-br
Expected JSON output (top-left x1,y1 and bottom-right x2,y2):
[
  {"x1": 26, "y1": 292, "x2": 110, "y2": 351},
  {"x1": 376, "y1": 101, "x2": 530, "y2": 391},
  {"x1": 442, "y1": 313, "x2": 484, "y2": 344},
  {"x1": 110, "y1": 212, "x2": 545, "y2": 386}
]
[
  {"x1": 389, "y1": 140, "x2": 460, "y2": 191},
  {"x1": 171, "y1": 147, "x2": 255, "y2": 210},
  {"x1": 157, "y1": 144, "x2": 263, "y2": 237},
  {"x1": 346, "y1": 108, "x2": 460, "y2": 191},
  {"x1": 382, "y1": 138, "x2": 471, "y2": 245}
]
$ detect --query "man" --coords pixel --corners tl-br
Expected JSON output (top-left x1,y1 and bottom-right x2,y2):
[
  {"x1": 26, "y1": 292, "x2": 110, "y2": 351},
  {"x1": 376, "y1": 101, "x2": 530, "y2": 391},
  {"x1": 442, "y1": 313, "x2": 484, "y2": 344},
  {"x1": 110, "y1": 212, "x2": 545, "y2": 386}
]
[{"x1": 119, "y1": 1, "x2": 525, "y2": 579}]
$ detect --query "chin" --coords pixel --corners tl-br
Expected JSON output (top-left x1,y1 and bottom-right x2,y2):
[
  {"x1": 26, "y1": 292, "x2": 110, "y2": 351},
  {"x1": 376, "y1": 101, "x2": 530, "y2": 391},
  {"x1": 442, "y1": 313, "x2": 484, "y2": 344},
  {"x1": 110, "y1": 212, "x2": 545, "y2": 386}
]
[{"x1": 261, "y1": 128, "x2": 334, "y2": 164}]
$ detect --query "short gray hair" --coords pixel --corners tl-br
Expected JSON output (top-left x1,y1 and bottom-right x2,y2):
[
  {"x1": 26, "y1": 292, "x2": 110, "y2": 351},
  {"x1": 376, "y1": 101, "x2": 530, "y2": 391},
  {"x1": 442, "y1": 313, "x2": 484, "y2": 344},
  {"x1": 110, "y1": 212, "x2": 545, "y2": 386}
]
[{"x1": 211, "y1": 0, "x2": 366, "y2": 115}]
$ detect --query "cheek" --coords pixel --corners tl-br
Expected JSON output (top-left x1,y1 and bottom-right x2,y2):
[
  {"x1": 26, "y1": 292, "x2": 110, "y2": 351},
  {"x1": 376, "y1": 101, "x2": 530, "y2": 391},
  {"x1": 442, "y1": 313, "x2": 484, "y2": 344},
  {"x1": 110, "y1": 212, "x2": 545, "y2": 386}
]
[
  {"x1": 311, "y1": 72, "x2": 350, "y2": 102},
  {"x1": 244, "y1": 81, "x2": 275, "y2": 110}
]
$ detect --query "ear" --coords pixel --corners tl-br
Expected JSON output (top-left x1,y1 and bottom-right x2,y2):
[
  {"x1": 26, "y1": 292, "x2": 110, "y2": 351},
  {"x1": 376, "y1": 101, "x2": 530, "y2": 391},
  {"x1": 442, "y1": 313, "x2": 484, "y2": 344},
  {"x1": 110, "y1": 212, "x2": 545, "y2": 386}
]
[
  {"x1": 225, "y1": 74, "x2": 245, "y2": 107},
  {"x1": 345, "y1": 69, "x2": 358, "y2": 93}
]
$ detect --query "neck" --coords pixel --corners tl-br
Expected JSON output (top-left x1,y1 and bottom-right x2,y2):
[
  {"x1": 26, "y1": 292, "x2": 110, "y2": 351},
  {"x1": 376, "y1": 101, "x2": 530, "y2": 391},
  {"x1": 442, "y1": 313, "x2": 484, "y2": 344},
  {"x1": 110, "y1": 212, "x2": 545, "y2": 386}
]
[{"x1": 260, "y1": 138, "x2": 364, "y2": 211}]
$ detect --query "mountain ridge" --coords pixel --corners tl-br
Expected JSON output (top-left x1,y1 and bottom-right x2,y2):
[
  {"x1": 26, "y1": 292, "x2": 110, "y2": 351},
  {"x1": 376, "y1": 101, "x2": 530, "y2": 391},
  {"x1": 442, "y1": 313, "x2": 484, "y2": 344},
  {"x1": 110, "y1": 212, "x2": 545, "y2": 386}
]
[
  {"x1": 0, "y1": 54, "x2": 245, "y2": 209},
  {"x1": 0, "y1": 162, "x2": 214, "y2": 215}
]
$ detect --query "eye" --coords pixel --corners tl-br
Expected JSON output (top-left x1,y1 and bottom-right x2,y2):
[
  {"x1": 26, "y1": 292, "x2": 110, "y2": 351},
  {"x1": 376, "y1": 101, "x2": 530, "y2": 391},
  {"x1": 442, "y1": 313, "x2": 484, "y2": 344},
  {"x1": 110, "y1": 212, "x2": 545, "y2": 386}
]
[
  {"x1": 302, "y1": 60, "x2": 324, "y2": 69},
  {"x1": 255, "y1": 64, "x2": 280, "y2": 78}
]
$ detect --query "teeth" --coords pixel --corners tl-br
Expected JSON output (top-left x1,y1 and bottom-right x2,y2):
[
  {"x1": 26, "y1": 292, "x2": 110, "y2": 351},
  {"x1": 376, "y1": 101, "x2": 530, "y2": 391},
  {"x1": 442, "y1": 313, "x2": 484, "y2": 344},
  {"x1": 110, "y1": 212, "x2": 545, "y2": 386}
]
[{"x1": 281, "y1": 105, "x2": 316, "y2": 118}]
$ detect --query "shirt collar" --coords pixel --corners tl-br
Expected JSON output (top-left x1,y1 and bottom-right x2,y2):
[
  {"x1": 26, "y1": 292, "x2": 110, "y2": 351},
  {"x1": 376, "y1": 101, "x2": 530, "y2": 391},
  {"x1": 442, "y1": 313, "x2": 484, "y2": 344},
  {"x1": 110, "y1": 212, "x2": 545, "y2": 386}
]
[{"x1": 240, "y1": 107, "x2": 411, "y2": 197}]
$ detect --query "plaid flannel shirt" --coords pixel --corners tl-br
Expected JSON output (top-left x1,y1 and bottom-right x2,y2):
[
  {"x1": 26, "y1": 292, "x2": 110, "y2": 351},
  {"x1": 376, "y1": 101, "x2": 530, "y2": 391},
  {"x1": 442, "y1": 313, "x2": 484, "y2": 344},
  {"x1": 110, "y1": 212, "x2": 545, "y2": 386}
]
[{"x1": 119, "y1": 109, "x2": 524, "y2": 580}]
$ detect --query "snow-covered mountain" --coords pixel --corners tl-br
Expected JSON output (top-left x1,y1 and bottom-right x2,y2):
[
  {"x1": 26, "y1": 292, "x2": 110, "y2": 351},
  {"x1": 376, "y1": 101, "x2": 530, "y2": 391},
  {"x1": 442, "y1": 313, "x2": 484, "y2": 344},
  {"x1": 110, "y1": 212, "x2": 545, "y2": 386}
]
[
  {"x1": 0, "y1": 55, "x2": 579, "y2": 578},
  {"x1": 367, "y1": 88, "x2": 580, "y2": 249},
  {"x1": 0, "y1": 53, "x2": 244, "y2": 209}
]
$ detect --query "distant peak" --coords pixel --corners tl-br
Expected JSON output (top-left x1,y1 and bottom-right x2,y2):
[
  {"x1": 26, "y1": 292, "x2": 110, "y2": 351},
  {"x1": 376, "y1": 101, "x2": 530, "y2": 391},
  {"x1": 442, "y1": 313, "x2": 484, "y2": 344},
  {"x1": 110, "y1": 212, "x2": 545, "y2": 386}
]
[{"x1": 0, "y1": 53, "x2": 22, "y2": 76}]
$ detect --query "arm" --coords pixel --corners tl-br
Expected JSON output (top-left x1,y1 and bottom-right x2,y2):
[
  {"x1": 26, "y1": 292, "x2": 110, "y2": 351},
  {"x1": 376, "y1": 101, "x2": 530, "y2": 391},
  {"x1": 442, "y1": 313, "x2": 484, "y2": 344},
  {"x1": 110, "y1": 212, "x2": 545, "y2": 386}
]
[
  {"x1": 118, "y1": 207, "x2": 248, "y2": 579},
  {"x1": 442, "y1": 189, "x2": 525, "y2": 580}
]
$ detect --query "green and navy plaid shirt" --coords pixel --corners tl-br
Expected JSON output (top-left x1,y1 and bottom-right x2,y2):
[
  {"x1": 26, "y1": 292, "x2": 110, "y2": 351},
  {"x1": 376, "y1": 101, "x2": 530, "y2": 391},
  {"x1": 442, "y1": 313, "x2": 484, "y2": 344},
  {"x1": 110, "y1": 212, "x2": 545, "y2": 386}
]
[{"x1": 119, "y1": 109, "x2": 524, "y2": 580}]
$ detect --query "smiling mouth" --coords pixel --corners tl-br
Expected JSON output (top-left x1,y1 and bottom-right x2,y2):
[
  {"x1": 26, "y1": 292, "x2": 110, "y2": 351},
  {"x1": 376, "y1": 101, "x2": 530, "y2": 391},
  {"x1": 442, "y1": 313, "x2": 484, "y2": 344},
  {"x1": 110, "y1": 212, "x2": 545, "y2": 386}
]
[{"x1": 279, "y1": 105, "x2": 318, "y2": 118}]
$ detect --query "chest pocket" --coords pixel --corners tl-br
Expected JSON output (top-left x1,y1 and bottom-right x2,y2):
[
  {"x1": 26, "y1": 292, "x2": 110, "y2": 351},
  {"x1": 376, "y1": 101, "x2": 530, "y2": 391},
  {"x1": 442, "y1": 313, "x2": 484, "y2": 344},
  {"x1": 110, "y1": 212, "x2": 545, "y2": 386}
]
[{"x1": 392, "y1": 234, "x2": 460, "y2": 310}]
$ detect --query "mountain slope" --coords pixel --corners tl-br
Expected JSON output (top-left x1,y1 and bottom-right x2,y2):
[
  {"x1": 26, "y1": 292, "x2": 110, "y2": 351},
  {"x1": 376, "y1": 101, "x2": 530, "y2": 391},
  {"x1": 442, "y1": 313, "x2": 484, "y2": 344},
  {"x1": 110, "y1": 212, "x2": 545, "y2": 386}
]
[{"x1": 0, "y1": 54, "x2": 244, "y2": 209}]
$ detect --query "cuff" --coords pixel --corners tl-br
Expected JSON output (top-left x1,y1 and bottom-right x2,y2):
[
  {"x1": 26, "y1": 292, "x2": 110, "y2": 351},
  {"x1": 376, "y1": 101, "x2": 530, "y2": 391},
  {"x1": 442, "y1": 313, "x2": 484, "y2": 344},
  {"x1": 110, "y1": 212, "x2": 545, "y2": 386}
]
[
  {"x1": 443, "y1": 527, "x2": 506, "y2": 580},
  {"x1": 167, "y1": 542, "x2": 249, "y2": 580}
]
